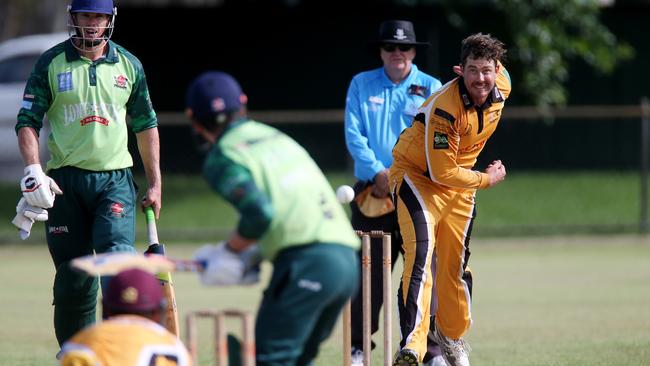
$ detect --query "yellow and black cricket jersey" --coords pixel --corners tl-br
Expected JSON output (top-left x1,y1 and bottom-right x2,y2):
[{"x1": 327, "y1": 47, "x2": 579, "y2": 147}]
[
  {"x1": 392, "y1": 64, "x2": 511, "y2": 190},
  {"x1": 388, "y1": 64, "x2": 512, "y2": 354},
  {"x1": 59, "y1": 315, "x2": 191, "y2": 366}
]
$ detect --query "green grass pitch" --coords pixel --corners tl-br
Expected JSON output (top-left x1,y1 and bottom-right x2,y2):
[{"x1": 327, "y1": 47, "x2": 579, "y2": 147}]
[{"x1": 1, "y1": 235, "x2": 649, "y2": 365}]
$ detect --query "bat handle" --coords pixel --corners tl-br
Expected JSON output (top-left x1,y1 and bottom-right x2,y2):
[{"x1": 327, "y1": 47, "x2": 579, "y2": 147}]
[{"x1": 144, "y1": 206, "x2": 159, "y2": 245}]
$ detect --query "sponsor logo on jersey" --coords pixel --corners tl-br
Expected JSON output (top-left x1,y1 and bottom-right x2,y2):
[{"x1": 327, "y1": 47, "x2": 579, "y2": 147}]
[
  {"x1": 63, "y1": 103, "x2": 119, "y2": 126},
  {"x1": 80, "y1": 116, "x2": 109, "y2": 126},
  {"x1": 57, "y1": 72, "x2": 73, "y2": 92},
  {"x1": 492, "y1": 87, "x2": 504, "y2": 102},
  {"x1": 368, "y1": 96, "x2": 384, "y2": 104},
  {"x1": 48, "y1": 226, "x2": 69, "y2": 234},
  {"x1": 114, "y1": 74, "x2": 128, "y2": 89},
  {"x1": 461, "y1": 93, "x2": 471, "y2": 106},
  {"x1": 459, "y1": 140, "x2": 486, "y2": 154},
  {"x1": 433, "y1": 132, "x2": 448, "y2": 149},
  {"x1": 488, "y1": 109, "x2": 501, "y2": 123},
  {"x1": 408, "y1": 84, "x2": 428, "y2": 98},
  {"x1": 108, "y1": 202, "x2": 126, "y2": 218},
  {"x1": 22, "y1": 94, "x2": 35, "y2": 109},
  {"x1": 298, "y1": 279, "x2": 322, "y2": 292}
]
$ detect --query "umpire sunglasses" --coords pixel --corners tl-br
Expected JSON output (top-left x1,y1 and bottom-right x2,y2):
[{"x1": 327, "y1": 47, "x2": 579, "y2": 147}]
[{"x1": 381, "y1": 43, "x2": 414, "y2": 52}]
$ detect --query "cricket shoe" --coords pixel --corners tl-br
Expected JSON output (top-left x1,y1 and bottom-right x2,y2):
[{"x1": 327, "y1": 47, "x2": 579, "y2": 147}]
[
  {"x1": 422, "y1": 355, "x2": 448, "y2": 366},
  {"x1": 393, "y1": 348, "x2": 419, "y2": 366},
  {"x1": 350, "y1": 346, "x2": 364, "y2": 366},
  {"x1": 431, "y1": 326, "x2": 470, "y2": 366}
]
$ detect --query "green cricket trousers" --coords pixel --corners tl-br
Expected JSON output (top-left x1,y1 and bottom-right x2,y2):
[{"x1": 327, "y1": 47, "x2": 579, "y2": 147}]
[
  {"x1": 255, "y1": 243, "x2": 359, "y2": 366},
  {"x1": 46, "y1": 166, "x2": 138, "y2": 345}
]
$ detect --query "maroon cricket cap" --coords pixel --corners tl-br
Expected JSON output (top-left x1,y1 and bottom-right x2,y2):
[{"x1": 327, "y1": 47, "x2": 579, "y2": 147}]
[{"x1": 103, "y1": 268, "x2": 163, "y2": 312}]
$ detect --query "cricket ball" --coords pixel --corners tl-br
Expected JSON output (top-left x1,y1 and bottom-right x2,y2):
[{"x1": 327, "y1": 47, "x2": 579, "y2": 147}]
[{"x1": 336, "y1": 185, "x2": 355, "y2": 204}]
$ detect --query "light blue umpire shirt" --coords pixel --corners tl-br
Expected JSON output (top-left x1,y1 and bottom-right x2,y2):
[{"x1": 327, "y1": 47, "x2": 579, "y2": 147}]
[{"x1": 344, "y1": 64, "x2": 442, "y2": 182}]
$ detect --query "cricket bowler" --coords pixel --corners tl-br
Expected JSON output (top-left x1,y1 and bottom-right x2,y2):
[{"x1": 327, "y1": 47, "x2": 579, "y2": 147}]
[{"x1": 390, "y1": 33, "x2": 510, "y2": 366}]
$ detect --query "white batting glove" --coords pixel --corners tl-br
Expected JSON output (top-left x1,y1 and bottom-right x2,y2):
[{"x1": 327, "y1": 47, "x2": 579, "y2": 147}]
[
  {"x1": 17, "y1": 197, "x2": 49, "y2": 221},
  {"x1": 11, "y1": 213, "x2": 33, "y2": 240},
  {"x1": 12, "y1": 198, "x2": 49, "y2": 241},
  {"x1": 20, "y1": 164, "x2": 62, "y2": 209},
  {"x1": 193, "y1": 242, "x2": 245, "y2": 286}
]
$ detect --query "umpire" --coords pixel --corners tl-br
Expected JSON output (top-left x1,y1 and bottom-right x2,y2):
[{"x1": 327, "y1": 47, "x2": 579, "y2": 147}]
[{"x1": 343, "y1": 20, "x2": 444, "y2": 366}]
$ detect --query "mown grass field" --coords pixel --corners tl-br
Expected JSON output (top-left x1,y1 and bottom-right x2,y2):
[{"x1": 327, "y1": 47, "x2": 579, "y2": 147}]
[
  {"x1": 0, "y1": 170, "x2": 644, "y2": 242},
  {"x1": 0, "y1": 171, "x2": 648, "y2": 365},
  {"x1": 1, "y1": 236, "x2": 649, "y2": 365}
]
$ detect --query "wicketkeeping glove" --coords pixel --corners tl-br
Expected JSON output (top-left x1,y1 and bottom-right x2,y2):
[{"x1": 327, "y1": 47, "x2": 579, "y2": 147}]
[{"x1": 20, "y1": 164, "x2": 62, "y2": 209}]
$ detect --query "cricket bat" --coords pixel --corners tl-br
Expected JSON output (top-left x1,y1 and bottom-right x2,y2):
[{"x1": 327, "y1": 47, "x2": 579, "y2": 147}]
[
  {"x1": 71, "y1": 252, "x2": 204, "y2": 275},
  {"x1": 144, "y1": 206, "x2": 181, "y2": 337}
]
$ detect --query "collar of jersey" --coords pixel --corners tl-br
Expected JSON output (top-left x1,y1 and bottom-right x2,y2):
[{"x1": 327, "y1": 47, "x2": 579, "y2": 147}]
[
  {"x1": 216, "y1": 117, "x2": 250, "y2": 142},
  {"x1": 381, "y1": 63, "x2": 419, "y2": 88},
  {"x1": 64, "y1": 39, "x2": 119, "y2": 63},
  {"x1": 458, "y1": 76, "x2": 504, "y2": 110}
]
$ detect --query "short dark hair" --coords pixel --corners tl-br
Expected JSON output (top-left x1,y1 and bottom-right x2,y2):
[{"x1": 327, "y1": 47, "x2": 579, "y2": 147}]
[{"x1": 460, "y1": 33, "x2": 506, "y2": 66}]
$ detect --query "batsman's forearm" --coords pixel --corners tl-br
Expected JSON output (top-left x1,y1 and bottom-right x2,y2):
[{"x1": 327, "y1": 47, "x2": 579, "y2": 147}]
[
  {"x1": 17, "y1": 127, "x2": 41, "y2": 166},
  {"x1": 136, "y1": 127, "x2": 162, "y2": 191}
]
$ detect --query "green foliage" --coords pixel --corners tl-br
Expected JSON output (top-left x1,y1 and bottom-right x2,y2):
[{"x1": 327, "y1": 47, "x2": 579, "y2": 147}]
[
  {"x1": 493, "y1": 0, "x2": 634, "y2": 107},
  {"x1": 397, "y1": 0, "x2": 634, "y2": 108}
]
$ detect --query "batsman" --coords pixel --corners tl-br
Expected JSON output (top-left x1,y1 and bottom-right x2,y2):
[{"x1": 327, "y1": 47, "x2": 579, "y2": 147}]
[
  {"x1": 12, "y1": 0, "x2": 161, "y2": 354},
  {"x1": 185, "y1": 71, "x2": 360, "y2": 366}
]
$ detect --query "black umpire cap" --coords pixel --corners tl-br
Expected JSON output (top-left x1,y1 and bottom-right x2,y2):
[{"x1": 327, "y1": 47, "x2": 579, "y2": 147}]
[{"x1": 373, "y1": 20, "x2": 429, "y2": 47}]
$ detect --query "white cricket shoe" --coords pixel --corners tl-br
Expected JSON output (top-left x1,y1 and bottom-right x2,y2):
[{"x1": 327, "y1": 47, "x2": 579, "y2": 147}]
[
  {"x1": 431, "y1": 326, "x2": 470, "y2": 366},
  {"x1": 350, "y1": 346, "x2": 364, "y2": 366},
  {"x1": 423, "y1": 355, "x2": 448, "y2": 366}
]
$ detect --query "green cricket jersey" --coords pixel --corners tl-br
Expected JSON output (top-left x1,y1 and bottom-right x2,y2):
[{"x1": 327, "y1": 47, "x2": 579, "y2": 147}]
[
  {"x1": 15, "y1": 40, "x2": 157, "y2": 172},
  {"x1": 203, "y1": 119, "x2": 359, "y2": 260}
]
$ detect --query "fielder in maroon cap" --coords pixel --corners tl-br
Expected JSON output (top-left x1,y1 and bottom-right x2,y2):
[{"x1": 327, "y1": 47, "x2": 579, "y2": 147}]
[{"x1": 58, "y1": 269, "x2": 192, "y2": 365}]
